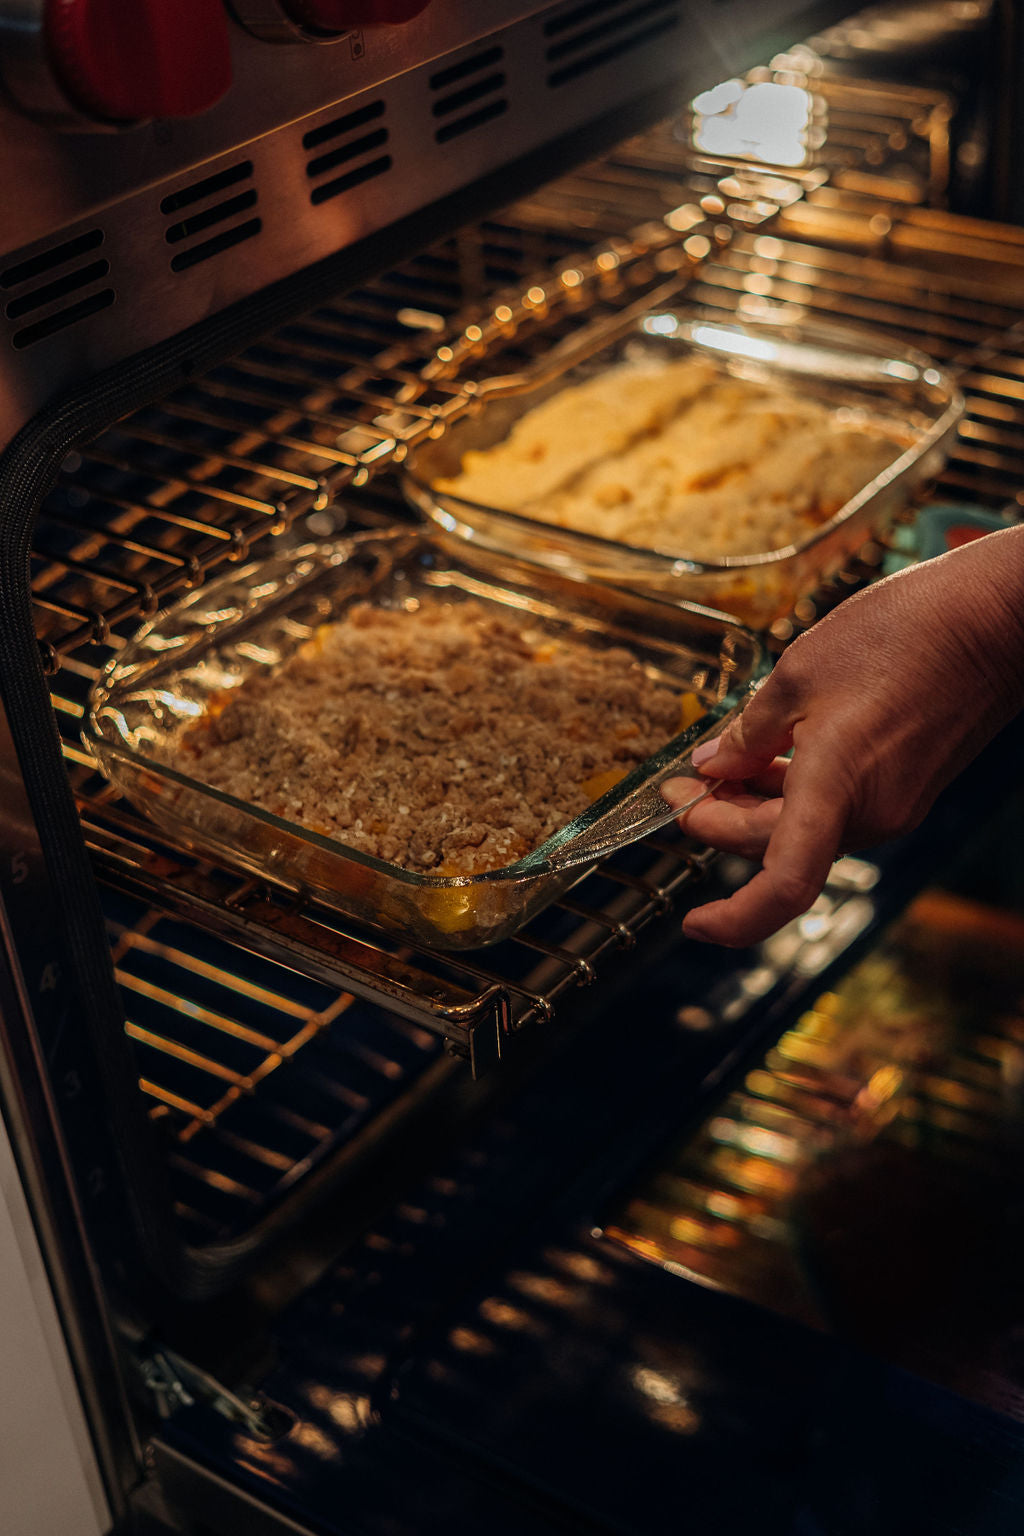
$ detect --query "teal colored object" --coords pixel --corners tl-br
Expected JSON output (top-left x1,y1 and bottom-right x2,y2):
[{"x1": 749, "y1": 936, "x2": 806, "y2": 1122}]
[{"x1": 883, "y1": 502, "x2": 1017, "y2": 575}]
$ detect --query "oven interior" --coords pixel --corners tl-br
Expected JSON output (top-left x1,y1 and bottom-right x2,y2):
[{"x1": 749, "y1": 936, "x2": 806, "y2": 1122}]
[
  {"x1": 38, "y1": 55, "x2": 1024, "y2": 1265},
  {"x1": 6, "y1": 4, "x2": 1024, "y2": 1531}
]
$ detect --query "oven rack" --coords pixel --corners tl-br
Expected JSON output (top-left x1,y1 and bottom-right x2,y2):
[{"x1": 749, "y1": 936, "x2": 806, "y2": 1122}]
[
  {"x1": 101, "y1": 875, "x2": 456, "y2": 1248},
  {"x1": 76, "y1": 757, "x2": 715, "y2": 1062},
  {"x1": 30, "y1": 66, "x2": 957, "y2": 665},
  {"x1": 31, "y1": 229, "x2": 706, "y2": 667},
  {"x1": 687, "y1": 222, "x2": 1024, "y2": 509},
  {"x1": 72, "y1": 762, "x2": 716, "y2": 1243},
  {"x1": 37, "y1": 171, "x2": 741, "y2": 1247},
  {"x1": 31, "y1": 69, "x2": 1024, "y2": 1246}
]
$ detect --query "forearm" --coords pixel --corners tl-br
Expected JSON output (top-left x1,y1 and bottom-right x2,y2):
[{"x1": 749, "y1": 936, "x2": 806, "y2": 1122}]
[
  {"x1": 932, "y1": 522, "x2": 1024, "y2": 722},
  {"x1": 839, "y1": 522, "x2": 1024, "y2": 777}
]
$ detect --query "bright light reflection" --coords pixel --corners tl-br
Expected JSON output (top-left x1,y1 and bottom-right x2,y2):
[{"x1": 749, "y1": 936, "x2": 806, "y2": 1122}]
[
  {"x1": 797, "y1": 909, "x2": 831, "y2": 942},
  {"x1": 754, "y1": 235, "x2": 785, "y2": 259},
  {"x1": 306, "y1": 1383, "x2": 371, "y2": 1431},
  {"x1": 830, "y1": 856, "x2": 880, "y2": 891},
  {"x1": 289, "y1": 1419, "x2": 337, "y2": 1456},
  {"x1": 664, "y1": 202, "x2": 704, "y2": 232},
  {"x1": 201, "y1": 605, "x2": 244, "y2": 625},
  {"x1": 152, "y1": 690, "x2": 202, "y2": 716},
  {"x1": 692, "y1": 80, "x2": 814, "y2": 168},
  {"x1": 692, "y1": 79, "x2": 745, "y2": 117},
  {"x1": 235, "y1": 642, "x2": 280, "y2": 666},
  {"x1": 734, "y1": 1122, "x2": 800, "y2": 1161},
  {"x1": 629, "y1": 1367, "x2": 701, "y2": 1434},
  {"x1": 642, "y1": 312, "x2": 679, "y2": 336},
  {"x1": 747, "y1": 1126, "x2": 793, "y2": 1158},
  {"x1": 631, "y1": 1366, "x2": 685, "y2": 1405},
  {"x1": 881, "y1": 359, "x2": 920, "y2": 382},
  {"x1": 740, "y1": 966, "x2": 776, "y2": 998},
  {"x1": 449, "y1": 1327, "x2": 497, "y2": 1356},
  {"x1": 143, "y1": 632, "x2": 195, "y2": 652},
  {"x1": 690, "y1": 323, "x2": 778, "y2": 362}
]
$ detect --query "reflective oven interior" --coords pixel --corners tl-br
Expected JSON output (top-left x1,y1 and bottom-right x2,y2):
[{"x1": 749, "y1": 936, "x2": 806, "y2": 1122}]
[{"x1": 3, "y1": 3, "x2": 1024, "y2": 1533}]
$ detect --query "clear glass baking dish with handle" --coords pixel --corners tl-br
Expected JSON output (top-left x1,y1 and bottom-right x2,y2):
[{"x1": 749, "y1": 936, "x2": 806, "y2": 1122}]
[
  {"x1": 85, "y1": 528, "x2": 763, "y2": 951},
  {"x1": 401, "y1": 306, "x2": 965, "y2": 629}
]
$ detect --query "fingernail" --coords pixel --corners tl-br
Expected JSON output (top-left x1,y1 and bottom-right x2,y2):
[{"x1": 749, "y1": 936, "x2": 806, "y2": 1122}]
[
  {"x1": 691, "y1": 737, "x2": 722, "y2": 771},
  {"x1": 682, "y1": 915, "x2": 712, "y2": 943}
]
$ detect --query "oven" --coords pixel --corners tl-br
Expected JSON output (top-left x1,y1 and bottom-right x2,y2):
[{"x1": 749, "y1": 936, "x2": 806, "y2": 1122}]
[{"x1": 3, "y1": 3, "x2": 1024, "y2": 1533}]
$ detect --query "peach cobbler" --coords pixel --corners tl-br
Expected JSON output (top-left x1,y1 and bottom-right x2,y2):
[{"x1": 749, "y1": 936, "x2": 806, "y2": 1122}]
[
  {"x1": 174, "y1": 598, "x2": 699, "y2": 876},
  {"x1": 437, "y1": 357, "x2": 907, "y2": 559}
]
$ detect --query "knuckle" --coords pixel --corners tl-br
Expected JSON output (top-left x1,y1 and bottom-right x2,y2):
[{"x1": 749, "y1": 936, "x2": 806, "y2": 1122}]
[
  {"x1": 767, "y1": 868, "x2": 821, "y2": 919},
  {"x1": 854, "y1": 773, "x2": 930, "y2": 848},
  {"x1": 758, "y1": 653, "x2": 806, "y2": 712}
]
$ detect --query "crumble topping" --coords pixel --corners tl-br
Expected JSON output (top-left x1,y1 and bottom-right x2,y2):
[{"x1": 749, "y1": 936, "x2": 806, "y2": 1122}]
[{"x1": 174, "y1": 597, "x2": 692, "y2": 876}]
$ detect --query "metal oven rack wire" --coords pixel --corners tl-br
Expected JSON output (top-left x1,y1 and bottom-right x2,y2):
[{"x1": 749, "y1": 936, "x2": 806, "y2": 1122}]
[{"x1": 30, "y1": 64, "x2": 1024, "y2": 1247}]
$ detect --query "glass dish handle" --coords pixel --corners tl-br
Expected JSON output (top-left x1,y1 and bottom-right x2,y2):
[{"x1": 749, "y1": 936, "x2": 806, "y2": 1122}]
[{"x1": 540, "y1": 776, "x2": 722, "y2": 874}]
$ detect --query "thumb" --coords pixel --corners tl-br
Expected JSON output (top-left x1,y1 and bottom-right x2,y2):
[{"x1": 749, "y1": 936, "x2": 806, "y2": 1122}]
[{"x1": 692, "y1": 674, "x2": 798, "y2": 781}]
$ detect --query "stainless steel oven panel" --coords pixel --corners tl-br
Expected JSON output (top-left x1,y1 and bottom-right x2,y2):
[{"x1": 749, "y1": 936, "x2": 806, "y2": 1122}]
[
  {"x1": 0, "y1": 0, "x2": 855, "y2": 448},
  {"x1": 0, "y1": 2, "x2": 684, "y2": 446},
  {"x1": 0, "y1": 0, "x2": 844, "y2": 245},
  {"x1": 0, "y1": 3, "x2": 560, "y2": 236}
]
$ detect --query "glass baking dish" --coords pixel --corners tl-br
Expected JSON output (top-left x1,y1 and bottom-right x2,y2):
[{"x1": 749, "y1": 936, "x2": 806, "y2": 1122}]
[
  {"x1": 402, "y1": 307, "x2": 964, "y2": 629},
  {"x1": 86, "y1": 529, "x2": 763, "y2": 951}
]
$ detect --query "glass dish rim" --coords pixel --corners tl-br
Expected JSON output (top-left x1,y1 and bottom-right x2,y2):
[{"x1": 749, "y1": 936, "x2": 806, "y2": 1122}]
[
  {"x1": 85, "y1": 529, "x2": 763, "y2": 893},
  {"x1": 401, "y1": 308, "x2": 966, "y2": 574}
]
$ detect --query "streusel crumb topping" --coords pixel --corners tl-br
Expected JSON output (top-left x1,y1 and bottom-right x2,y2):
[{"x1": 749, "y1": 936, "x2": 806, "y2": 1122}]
[{"x1": 175, "y1": 598, "x2": 691, "y2": 875}]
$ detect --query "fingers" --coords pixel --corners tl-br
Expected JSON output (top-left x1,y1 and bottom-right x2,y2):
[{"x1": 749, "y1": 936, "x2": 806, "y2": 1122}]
[
  {"x1": 662, "y1": 774, "x2": 784, "y2": 861},
  {"x1": 680, "y1": 752, "x2": 848, "y2": 947},
  {"x1": 681, "y1": 863, "x2": 822, "y2": 948},
  {"x1": 664, "y1": 761, "x2": 789, "y2": 803},
  {"x1": 691, "y1": 672, "x2": 801, "y2": 782}
]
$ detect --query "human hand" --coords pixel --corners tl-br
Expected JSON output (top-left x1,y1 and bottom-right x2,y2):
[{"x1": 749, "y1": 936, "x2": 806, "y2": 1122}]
[{"x1": 662, "y1": 524, "x2": 1024, "y2": 947}]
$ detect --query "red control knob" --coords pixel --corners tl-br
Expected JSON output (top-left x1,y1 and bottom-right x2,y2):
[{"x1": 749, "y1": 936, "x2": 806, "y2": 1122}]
[
  {"x1": 281, "y1": 0, "x2": 431, "y2": 33},
  {"x1": 45, "y1": 0, "x2": 232, "y2": 122}
]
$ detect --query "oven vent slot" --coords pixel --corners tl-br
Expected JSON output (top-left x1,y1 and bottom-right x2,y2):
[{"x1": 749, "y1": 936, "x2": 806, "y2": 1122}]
[
  {"x1": 429, "y1": 46, "x2": 507, "y2": 145},
  {"x1": 161, "y1": 160, "x2": 261, "y2": 274},
  {"x1": 2, "y1": 229, "x2": 114, "y2": 350},
  {"x1": 303, "y1": 100, "x2": 391, "y2": 207},
  {"x1": 544, "y1": 0, "x2": 682, "y2": 88}
]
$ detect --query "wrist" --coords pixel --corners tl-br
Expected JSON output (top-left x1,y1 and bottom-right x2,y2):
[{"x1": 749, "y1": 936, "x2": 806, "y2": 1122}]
[
  {"x1": 921, "y1": 524, "x2": 1024, "y2": 736},
  {"x1": 951, "y1": 524, "x2": 1024, "y2": 677}
]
